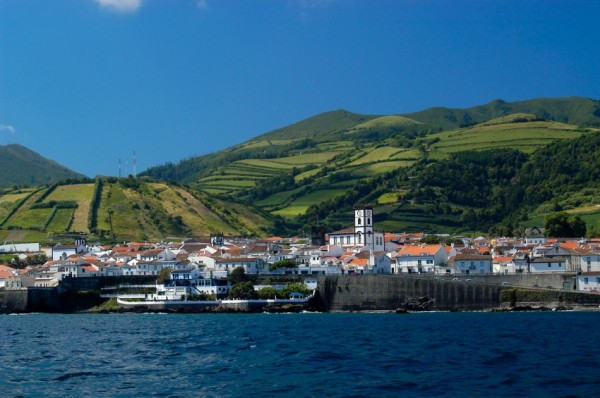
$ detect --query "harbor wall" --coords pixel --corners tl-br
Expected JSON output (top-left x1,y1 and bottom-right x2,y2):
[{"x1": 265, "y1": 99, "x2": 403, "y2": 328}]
[
  {"x1": 0, "y1": 289, "x2": 28, "y2": 313},
  {"x1": 315, "y1": 274, "x2": 600, "y2": 312}
]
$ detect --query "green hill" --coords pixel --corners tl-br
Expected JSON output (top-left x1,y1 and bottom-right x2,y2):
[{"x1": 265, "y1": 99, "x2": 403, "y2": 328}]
[
  {"x1": 140, "y1": 97, "x2": 600, "y2": 236},
  {"x1": 0, "y1": 144, "x2": 86, "y2": 187},
  {"x1": 0, "y1": 178, "x2": 272, "y2": 243}
]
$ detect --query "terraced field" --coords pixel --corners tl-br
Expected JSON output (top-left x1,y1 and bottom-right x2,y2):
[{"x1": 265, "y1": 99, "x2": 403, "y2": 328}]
[
  {"x1": 44, "y1": 183, "x2": 94, "y2": 233},
  {"x1": 272, "y1": 189, "x2": 347, "y2": 217},
  {"x1": 430, "y1": 121, "x2": 587, "y2": 154}
]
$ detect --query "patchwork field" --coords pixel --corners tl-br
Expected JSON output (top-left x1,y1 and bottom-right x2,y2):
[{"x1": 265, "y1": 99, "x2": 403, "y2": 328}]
[
  {"x1": 45, "y1": 183, "x2": 94, "y2": 233},
  {"x1": 431, "y1": 121, "x2": 587, "y2": 154}
]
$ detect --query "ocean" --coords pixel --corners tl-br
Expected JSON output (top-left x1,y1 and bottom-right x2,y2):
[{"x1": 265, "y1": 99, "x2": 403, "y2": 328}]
[{"x1": 2, "y1": 311, "x2": 599, "y2": 397}]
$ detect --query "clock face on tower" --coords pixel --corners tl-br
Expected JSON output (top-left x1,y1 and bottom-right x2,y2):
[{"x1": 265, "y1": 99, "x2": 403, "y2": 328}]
[
  {"x1": 355, "y1": 210, "x2": 363, "y2": 217},
  {"x1": 365, "y1": 210, "x2": 372, "y2": 217}
]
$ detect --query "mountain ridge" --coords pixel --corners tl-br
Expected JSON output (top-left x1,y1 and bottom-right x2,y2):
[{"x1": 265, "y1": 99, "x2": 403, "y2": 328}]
[
  {"x1": 141, "y1": 96, "x2": 600, "y2": 236},
  {"x1": 0, "y1": 144, "x2": 86, "y2": 188}
]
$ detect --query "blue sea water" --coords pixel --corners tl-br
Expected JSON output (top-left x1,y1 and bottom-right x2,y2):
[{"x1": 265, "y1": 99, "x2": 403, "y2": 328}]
[{"x1": 1, "y1": 311, "x2": 599, "y2": 397}]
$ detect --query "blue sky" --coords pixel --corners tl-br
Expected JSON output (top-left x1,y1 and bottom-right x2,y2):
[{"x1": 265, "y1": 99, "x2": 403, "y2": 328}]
[{"x1": 1, "y1": 0, "x2": 599, "y2": 178}]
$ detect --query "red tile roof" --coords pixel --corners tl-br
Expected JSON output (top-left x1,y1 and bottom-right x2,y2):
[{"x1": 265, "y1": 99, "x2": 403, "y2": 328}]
[{"x1": 396, "y1": 244, "x2": 443, "y2": 257}]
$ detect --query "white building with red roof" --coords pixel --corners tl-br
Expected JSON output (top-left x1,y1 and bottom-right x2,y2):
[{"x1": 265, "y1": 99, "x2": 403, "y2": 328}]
[
  {"x1": 327, "y1": 208, "x2": 385, "y2": 251},
  {"x1": 394, "y1": 244, "x2": 447, "y2": 274}
]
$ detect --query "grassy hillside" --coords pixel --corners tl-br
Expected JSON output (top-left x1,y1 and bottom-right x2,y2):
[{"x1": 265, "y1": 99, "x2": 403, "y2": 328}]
[
  {"x1": 139, "y1": 96, "x2": 600, "y2": 236},
  {"x1": 0, "y1": 144, "x2": 86, "y2": 187},
  {"x1": 0, "y1": 178, "x2": 272, "y2": 243}
]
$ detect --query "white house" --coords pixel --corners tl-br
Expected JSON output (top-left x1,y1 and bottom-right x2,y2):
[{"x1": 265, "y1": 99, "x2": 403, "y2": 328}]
[
  {"x1": 394, "y1": 244, "x2": 447, "y2": 274},
  {"x1": 493, "y1": 256, "x2": 517, "y2": 275},
  {"x1": 52, "y1": 243, "x2": 87, "y2": 261},
  {"x1": 528, "y1": 257, "x2": 567, "y2": 273},
  {"x1": 577, "y1": 272, "x2": 600, "y2": 293},
  {"x1": 156, "y1": 268, "x2": 230, "y2": 300},
  {"x1": 195, "y1": 256, "x2": 263, "y2": 275},
  {"x1": 525, "y1": 227, "x2": 547, "y2": 245},
  {"x1": 451, "y1": 254, "x2": 493, "y2": 275},
  {"x1": 574, "y1": 250, "x2": 600, "y2": 273}
]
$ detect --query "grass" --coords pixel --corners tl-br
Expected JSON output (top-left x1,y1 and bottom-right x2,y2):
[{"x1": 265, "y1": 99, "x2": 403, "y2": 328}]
[
  {"x1": 272, "y1": 205, "x2": 311, "y2": 217},
  {"x1": 430, "y1": 121, "x2": 585, "y2": 154},
  {"x1": 256, "y1": 187, "x2": 304, "y2": 207},
  {"x1": 240, "y1": 139, "x2": 296, "y2": 149},
  {"x1": 346, "y1": 146, "x2": 405, "y2": 166},
  {"x1": 290, "y1": 189, "x2": 346, "y2": 205},
  {"x1": 45, "y1": 183, "x2": 94, "y2": 233},
  {"x1": 271, "y1": 189, "x2": 347, "y2": 217},
  {"x1": 377, "y1": 192, "x2": 399, "y2": 205},
  {"x1": 390, "y1": 149, "x2": 422, "y2": 160},
  {"x1": 0, "y1": 192, "x2": 30, "y2": 205},
  {"x1": 350, "y1": 115, "x2": 421, "y2": 130},
  {"x1": 316, "y1": 141, "x2": 355, "y2": 151},
  {"x1": 351, "y1": 161, "x2": 413, "y2": 177},
  {"x1": 237, "y1": 159, "x2": 296, "y2": 169},
  {"x1": 295, "y1": 168, "x2": 321, "y2": 182},
  {"x1": 47, "y1": 208, "x2": 75, "y2": 233},
  {"x1": 263, "y1": 151, "x2": 340, "y2": 166},
  {"x1": 9, "y1": 208, "x2": 51, "y2": 228}
]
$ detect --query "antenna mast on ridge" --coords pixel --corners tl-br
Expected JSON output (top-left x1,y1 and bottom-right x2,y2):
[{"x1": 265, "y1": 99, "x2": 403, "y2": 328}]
[{"x1": 133, "y1": 150, "x2": 137, "y2": 178}]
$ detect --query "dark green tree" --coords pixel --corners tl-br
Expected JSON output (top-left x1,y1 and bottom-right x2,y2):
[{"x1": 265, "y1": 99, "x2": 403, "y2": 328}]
[
  {"x1": 228, "y1": 281, "x2": 257, "y2": 299},
  {"x1": 544, "y1": 212, "x2": 587, "y2": 237},
  {"x1": 269, "y1": 259, "x2": 297, "y2": 271},
  {"x1": 256, "y1": 286, "x2": 278, "y2": 299},
  {"x1": 229, "y1": 266, "x2": 248, "y2": 284}
]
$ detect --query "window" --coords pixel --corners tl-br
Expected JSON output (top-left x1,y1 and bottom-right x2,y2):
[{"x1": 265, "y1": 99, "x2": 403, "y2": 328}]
[
  {"x1": 346, "y1": 236, "x2": 350, "y2": 245},
  {"x1": 357, "y1": 218, "x2": 361, "y2": 225},
  {"x1": 584, "y1": 277, "x2": 589, "y2": 284}
]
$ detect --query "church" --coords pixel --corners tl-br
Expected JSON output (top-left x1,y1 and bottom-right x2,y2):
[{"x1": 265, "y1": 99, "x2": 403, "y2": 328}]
[{"x1": 327, "y1": 208, "x2": 385, "y2": 251}]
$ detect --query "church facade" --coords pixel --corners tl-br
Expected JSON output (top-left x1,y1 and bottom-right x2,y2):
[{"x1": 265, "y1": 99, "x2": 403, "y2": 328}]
[{"x1": 327, "y1": 208, "x2": 385, "y2": 251}]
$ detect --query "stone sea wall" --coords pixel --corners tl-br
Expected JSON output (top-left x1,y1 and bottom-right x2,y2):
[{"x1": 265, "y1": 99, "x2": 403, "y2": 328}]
[
  {"x1": 316, "y1": 275, "x2": 505, "y2": 311},
  {"x1": 315, "y1": 274, "x2": 600, "y2": 312},
  {"x1": 0, "y1": 289, "x2": 28, "y2": 313},
  {"x1": 3, "y1": 274, "x2": 600, "y2": 313}
]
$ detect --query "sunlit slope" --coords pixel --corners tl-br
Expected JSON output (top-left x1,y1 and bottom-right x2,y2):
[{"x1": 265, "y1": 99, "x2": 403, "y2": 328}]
[
  {"x1": 140, "y1": 97, "x2": 600, "y2": 235},
  {"x1": 253, "y1": 115, "x2": 595, "y2": 218},
  {"x1": 0, "y1": 179, "x2": 272, "y2": 242},
  {"x1": 429, "y1": 118, "x2": 588, "y2": 155}
]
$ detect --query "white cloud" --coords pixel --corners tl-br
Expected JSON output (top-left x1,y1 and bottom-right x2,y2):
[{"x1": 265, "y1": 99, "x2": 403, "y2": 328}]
[
  {"x1": 0, "y1": 125, "x2": 15, "y2": 134},
  {"x1": 94, "y1": 0, "x2": 143, "y2": 13},
  {"x1": 196, "y1": 0, "x2": 209, "y2": 10}
]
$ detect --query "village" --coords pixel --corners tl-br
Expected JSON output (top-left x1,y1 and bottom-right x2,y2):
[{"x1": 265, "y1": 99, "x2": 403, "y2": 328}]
[{"x1": 1, "y1": 207, "x2": 600, "y2": 299}]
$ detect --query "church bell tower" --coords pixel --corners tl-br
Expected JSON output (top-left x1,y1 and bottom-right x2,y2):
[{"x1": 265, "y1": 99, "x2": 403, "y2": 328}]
[{"x1": 354, "y1": 207, "x2": 374, "y2": 249}]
